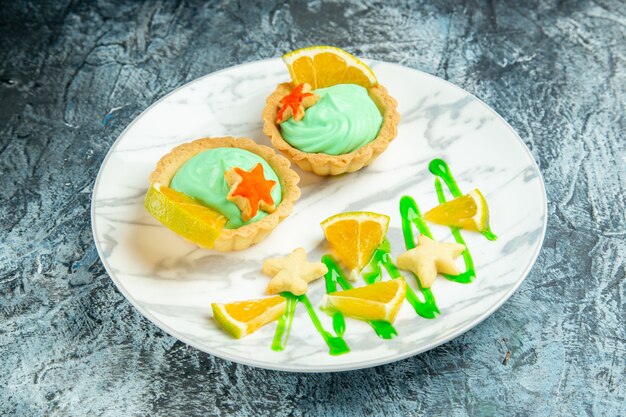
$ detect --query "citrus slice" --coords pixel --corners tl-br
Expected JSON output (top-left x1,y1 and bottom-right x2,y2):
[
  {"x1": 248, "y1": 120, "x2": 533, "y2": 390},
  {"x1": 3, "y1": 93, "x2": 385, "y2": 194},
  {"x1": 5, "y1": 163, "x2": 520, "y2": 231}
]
[
  {"x1": 212, "y1": 296, "x2": 286, "y2": 339},
  {"x1": 321, "y1": 211, "x2": 390, "y2": 274},
  {"x1": 423, "y1": 189, "x2": 491, "y2": 232},
  {"x1": 145, "y1": 183, "x2": 227, "y2": 248},
  {"x1": 322, "y1": 279, "x2": 406, "y2": 322},
  {"x1": 282, "y1": 46, "x2": 378, "y2": 89}
]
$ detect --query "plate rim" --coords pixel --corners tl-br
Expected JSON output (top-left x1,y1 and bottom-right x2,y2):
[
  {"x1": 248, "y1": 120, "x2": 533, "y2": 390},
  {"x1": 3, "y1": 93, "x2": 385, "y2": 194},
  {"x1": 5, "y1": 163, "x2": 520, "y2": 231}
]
[{"x1": 90, "y1": 57, "x2": 548, "y2": 373}]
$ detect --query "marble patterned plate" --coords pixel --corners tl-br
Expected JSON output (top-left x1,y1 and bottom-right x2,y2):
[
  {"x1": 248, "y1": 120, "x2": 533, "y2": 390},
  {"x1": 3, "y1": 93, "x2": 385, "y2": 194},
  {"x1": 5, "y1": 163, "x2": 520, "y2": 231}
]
[{"x1": 91, "y1": 58, "x2": 547, "y2": 372}]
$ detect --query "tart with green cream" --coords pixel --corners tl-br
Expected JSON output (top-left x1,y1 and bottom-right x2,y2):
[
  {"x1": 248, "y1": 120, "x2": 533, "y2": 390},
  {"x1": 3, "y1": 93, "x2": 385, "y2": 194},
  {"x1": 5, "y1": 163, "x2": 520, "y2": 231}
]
[
  {"x1": 262, "y1": 46, "x2": 400, "y2": 176},
  {"x1": 146, "y1": 137, "x2": 300, "y2": 251}
]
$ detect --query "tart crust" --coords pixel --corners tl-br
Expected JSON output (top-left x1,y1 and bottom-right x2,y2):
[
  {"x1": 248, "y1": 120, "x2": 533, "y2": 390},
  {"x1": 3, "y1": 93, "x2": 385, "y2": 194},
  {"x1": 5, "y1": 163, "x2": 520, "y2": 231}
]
[
  {"x1": 262, "y1": 83, "x2": 400, "y2": 176},
  {"x1": 149, "y1": 137, "x2": 301, "y2": 251}
]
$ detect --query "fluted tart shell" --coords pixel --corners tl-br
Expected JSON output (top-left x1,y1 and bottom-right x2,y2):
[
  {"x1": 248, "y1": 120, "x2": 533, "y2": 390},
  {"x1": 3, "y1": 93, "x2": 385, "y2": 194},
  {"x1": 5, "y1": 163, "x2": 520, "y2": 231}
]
[
  {"x1": 149, "y1": 137, "x2": 301, "y2": 251},
  {"x1": 262, "y1": 83, "x2": 400, "y2": 176}
]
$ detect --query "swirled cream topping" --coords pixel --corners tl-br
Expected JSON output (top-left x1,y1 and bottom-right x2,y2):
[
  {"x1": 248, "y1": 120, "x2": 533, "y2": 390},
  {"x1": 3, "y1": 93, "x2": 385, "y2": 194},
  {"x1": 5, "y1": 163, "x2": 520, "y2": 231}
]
[
  {"x1": 170, "y1": 148, "x2": 282, "y2": 229},
  {"x1": 279, "y1": 84, "x2": 383, "y2": 155}
]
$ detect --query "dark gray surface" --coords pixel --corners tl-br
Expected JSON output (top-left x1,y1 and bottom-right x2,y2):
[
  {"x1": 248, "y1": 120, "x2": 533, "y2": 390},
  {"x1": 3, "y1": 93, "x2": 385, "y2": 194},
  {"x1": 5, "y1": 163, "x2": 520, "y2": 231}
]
[{"x1": 1, "y1": 1, "x2": 624, "y2": 415}]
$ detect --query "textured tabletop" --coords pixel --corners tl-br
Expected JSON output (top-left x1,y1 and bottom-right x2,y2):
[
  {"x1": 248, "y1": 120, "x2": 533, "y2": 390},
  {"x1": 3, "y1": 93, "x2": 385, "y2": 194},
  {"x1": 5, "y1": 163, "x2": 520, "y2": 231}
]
[{"x1": 1, "y1": 1, "x2": 624, "y2": 416}]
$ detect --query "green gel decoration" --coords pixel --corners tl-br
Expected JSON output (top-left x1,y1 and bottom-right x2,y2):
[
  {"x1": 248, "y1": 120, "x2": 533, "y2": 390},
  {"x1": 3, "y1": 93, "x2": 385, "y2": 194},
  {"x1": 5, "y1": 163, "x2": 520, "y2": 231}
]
[
  {"x1": 482, "y1": 229, "x2": 498, "y2": 241},
  {"x1": 322, "y1": 255, "x2": 397, "y2": 340},
  {"x1": 434, "y1": 178, "x2": 475, "y2": 284},
  {"x1": 322, "y1": 257, "x2": 348, "y2": 337},
  {"x1": 367, "y1": 320, "x2": 397, "y2": 339},
  {"x1": 270, "y1": 157, "x2": 500, "y2": 355},
  {"x1": 271, "y1": 291, "x2": 349, "y2": 356},
  {"x1": 399, "y1": 196, "x2": 440, "y2": 319},
  {"x1": 271, "y1": 293, "x2": 297, "y2": 352},
  {"x1": 299, "y1": 294, "x2": 350, "y2": 356},
  {"x1": 332, "y1": 312, "x2": 346, "y2": 337},
  {"x1": 428, "y1": 158, "x2": 497, "y2": 241}
]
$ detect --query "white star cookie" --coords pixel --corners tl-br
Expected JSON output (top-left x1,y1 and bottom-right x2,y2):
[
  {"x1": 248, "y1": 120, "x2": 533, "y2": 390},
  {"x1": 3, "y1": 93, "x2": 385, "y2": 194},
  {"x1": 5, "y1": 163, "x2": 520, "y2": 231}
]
[
  {"x1": 262, "y1": 247, "x2": 328, "y2": 296},
  {"x1": 396, "y1": 235, "x2": 465, "y2": 288}
]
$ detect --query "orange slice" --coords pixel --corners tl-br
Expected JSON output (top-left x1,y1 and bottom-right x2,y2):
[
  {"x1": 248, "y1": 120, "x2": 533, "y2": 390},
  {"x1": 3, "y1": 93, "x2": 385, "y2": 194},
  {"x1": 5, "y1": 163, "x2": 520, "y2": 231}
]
[
  {"x1": 212, "y1": 296, "x2": 286, "y2": 339},
  {"x1": 145, "y1": 183, "x2": 227, "y2": 248},
  {"x1": 321, "y1": 212, "x2": 390, "y2": 274},
  {"x1": 282, "y1": 46, "x2": 378, "y2": 89},
  {"x1": 423, "y1": 189, "x2": 491, "y2": 232},
  {"x1": 322, "y1": 279, "x2": 406, "y2": 322}
]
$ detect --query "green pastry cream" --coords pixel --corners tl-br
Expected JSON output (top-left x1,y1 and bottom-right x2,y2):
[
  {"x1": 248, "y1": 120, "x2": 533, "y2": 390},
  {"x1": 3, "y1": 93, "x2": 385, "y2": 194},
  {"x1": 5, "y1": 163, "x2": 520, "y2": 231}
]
[
  {"x1": 279, "y1": 84, "x2": 383, "y2": 155},
  {"x1": 170, "y1": 148, "x2": 282, "y2": 229}
]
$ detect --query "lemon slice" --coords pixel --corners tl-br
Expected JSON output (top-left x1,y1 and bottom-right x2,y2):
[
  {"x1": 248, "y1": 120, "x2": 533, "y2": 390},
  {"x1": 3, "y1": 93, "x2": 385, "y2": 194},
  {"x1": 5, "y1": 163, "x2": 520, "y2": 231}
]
[
  {"x1": 423, "y1": 189, "x2": 490, "y2": 232},
  {"x1": 212, "y1": 296, "x2": 286, "y2": 339},
  {"x1": 322, "y1": 279, "x2": 406, "y2": 322},
  {"x1": 282, "y1": 46, "x2": 378, "y2": 89},
  {"x1": 321, "y1": 211, "x2": 390, "y2": 275},
  {"x1": 145, "y1": 183, "x2": 227, "y2": 248}
]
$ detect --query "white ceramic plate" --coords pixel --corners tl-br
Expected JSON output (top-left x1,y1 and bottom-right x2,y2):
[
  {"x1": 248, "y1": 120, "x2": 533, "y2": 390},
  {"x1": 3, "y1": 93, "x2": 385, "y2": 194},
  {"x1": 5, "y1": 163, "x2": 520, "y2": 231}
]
[{"x1": 91, "y1": 58, "x2": 547, "y2": 372}]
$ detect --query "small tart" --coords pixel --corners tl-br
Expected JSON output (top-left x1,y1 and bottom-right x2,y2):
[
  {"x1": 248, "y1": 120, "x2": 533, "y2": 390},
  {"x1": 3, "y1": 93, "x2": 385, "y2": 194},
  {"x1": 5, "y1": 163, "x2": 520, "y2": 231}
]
[
  {"x1": 149, "y1": 137, "x2": 301, "y2": 251},
  {"x1": 262, "y1": 82, "x2": 400, "y2": 176}
]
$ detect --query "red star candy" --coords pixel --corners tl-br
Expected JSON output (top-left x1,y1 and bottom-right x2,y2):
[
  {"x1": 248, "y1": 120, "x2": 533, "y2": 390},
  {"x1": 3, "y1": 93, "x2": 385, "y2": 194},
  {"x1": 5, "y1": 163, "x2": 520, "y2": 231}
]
[
  {"x1": 225, "y1": 163, "x2": 277, "y2": 222},
  {"x1": 275, "y1": 83, "x2": 319, "y2": 123}
]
